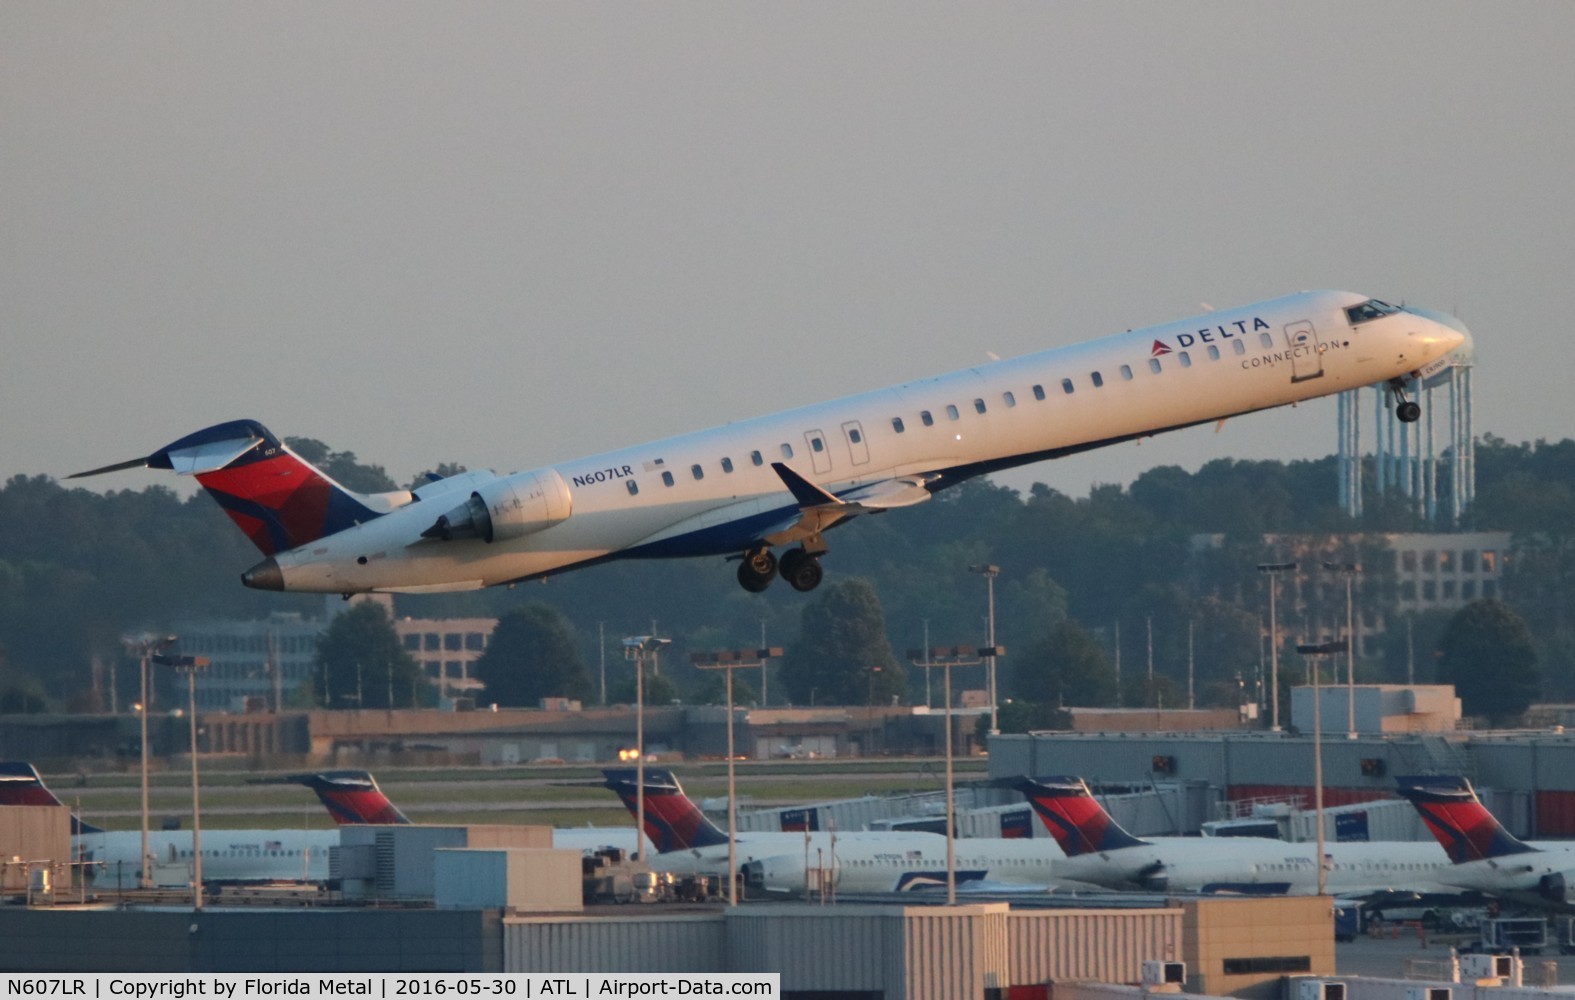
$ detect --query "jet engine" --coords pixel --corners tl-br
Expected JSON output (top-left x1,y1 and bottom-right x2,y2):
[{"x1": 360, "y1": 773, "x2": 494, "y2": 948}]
[
  {"x1": 1539, "y1": 871, "x2": 1567, "y2": 902},
  {"x1": 422, "y1": 468, "x2": 572, "y2": 543}
]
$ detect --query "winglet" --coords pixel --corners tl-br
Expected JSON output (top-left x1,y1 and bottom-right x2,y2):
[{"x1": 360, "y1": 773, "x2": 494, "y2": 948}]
[{"x1": 771, "y1": 462, "x2": 840, "y2": 508}]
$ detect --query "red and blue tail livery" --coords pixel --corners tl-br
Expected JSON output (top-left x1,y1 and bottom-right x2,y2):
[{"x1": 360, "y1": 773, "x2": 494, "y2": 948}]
[
  {"x1": 0, "y1": 761, "x2": 103, "y2": 834},
  {"x1": 1013, "y1": 776, "x2": 1148, "y2": 856},
  {"x1": 602, "y1": 768, "x2": 730, "y2": 853},
  {"x1": 1395, "y1": 775, "x2": 1536, "y2": 864},
  {"x1": 69, "y1": 419, "x2": 397, "y2": 558},
  {"x1": 266, "y1": 770, "x2": 411, "y2": 826}
]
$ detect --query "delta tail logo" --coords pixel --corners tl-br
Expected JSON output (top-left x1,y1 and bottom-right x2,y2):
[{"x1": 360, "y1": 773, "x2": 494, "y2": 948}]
[{"x1": 1150, "y1": 340, "x2": 1173, "y2": 357}]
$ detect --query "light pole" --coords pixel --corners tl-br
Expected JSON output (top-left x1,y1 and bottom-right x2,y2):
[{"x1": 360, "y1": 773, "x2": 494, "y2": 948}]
[
  {"x1": 1297, "y1": 638, "x2": 1347, "y2": 897},
  {"x1": 906, "y1": 643, "x2": 1002, "y2": 905},
  {"x1": 158, "y1": 653, "x2": 210, "y2": 909},
  {"x1": 622, "y1": 635, "x2": 669, "y2": 863},
  {"x1": 693, "y1": 647, "x2": 781, "y2": 904},
  {"x1": 123, "y1": 633, "x2": 177, "y2": 889},
  {"x1": 1324, "y1": 562, "x2": 1361, "y2": 739},
  {"x1": 968, "y1": 565, "x2": 1001, "y2": 734},
  {"x1": 1257, "y1": 562, "x2": 1297, "y2": 731}
]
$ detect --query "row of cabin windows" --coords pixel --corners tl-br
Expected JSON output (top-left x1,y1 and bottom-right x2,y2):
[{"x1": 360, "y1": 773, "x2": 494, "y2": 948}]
[
  {"x1": 641, "y1": 332, "x2": 1280, "y2": 493},
  {"x1": 651, "y1": 440, "x2": 805, "y2": 490},
  {"x1": 889, "y1": 335, "x2": 1264, "y2": 435}
]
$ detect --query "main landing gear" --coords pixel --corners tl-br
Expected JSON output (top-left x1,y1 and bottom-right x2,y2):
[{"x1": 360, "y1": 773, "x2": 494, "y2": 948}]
[
  {"x1": 737, "y1": 545, "x2": 824, "y2": 593},
  {"x1": 1389, "y1": 378, "x2": 1421, "y2": 423}
]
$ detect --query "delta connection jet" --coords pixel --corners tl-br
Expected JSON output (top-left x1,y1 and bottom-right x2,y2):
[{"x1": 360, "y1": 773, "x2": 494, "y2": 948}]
[
  {"x1": 0, "y1": 762, "x2": 352, "y2": 888},
  {"x1": 1015, "y1": 776, "x2": 1466, "y2": 901},
  {"x1": 602, "y1": 768, "x2": 1066, "y2": 895},
  {"x1": 71, "y1": 292, "x2": 1470, "y2": 595},
  {"x1": 257, "y1": 768, "x2": 652, "y2": 856},
  {"x1": 1397, "y1": 774, "x2": 1575, "y2": 907}
]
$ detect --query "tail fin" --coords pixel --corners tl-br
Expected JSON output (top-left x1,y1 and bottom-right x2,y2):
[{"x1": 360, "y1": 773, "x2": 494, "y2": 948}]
[
  {"x1": 601, "y1": 768, "x2": 730, "y2": 853},
  {"x1": 1395, "y1": 775, "x2": 1537, "y2": 863},
  {"x1": 251, "y1": 770, "x2": 410, "y2": 825},
  {"x1": 70, "y1": 420, "x2": 400, "y2": 556},
  {"x1": 1012, "y1": 776, "x2": 1148, "y2": 856},
  {"x1": 0, "y1": 762, "x2": 103, "y2": 835}
]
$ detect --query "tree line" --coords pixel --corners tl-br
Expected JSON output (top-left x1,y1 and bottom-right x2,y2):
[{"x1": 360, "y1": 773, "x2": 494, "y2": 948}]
[{"x1": 2, "y1": 434, "x2": 1571, "y2": 724}]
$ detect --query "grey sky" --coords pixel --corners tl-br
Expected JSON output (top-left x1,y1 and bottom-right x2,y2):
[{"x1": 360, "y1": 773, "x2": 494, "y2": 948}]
[{"x1": 5, "y1": 3, "x2": 1572, "y2": 501}]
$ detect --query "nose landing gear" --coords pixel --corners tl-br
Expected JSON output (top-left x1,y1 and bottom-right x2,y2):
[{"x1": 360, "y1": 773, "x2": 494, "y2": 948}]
[{"x1": 1389, "y1": 378, "x2": 1422, "y2": 423}]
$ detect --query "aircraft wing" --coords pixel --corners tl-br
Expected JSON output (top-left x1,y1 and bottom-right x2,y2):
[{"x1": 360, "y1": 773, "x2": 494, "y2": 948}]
[{"x1": 759, "y1": 463, "x2": 936, "y2": 548}]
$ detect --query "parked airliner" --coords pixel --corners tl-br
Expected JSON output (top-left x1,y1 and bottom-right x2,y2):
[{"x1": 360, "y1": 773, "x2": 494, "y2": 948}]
[
  {"x1": 1016, "y1": 776, "x2": 1466, "y2": 900},
  {"x1": 603, "y1": 768, "x2": 1065, "y2": 894},
  {"x1": 1397, "y1": 774, "x2": 1575, "y2": 905},
  {"x1": 0, "y1": 762, "x2": 338, "y2": 888},
  {"x1": 71, "y1": 292, "x2": 1469, "y2": 595},
  {"x1": 261, "y1": 768, "x2": 651, "y2": 855}
]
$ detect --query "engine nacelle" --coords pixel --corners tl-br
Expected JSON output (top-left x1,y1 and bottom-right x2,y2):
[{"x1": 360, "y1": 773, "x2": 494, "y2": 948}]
[
  {"x1": 1539, "y1": 871, "x2": 1567, "y2": 902},
  {"x1": 421, "y1": 468, "x2": 572, "y2": 543}
]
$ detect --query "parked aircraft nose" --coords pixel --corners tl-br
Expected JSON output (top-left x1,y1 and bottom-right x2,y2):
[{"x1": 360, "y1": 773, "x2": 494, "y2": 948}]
[{"x1": 242, "y1": 557, "x2": 284, "y2": 591}]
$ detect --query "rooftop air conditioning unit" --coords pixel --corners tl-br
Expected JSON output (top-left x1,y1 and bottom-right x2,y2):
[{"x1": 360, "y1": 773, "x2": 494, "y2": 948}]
[
  {"x1": 1460, "y1": 953, "x2": 1521, "y2": 987},
  {"x1": 1141, "y1": 961, "x2": 1185, "y2": 990}
]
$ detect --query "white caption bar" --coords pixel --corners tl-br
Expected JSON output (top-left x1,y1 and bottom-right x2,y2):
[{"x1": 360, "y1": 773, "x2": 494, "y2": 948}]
[{"x1": 2, "y1": 976, "x2": 779, "y2": 999}]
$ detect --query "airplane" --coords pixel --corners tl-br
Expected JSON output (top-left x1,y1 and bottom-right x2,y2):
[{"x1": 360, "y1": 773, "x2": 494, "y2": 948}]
[
  {"x1": 1014, "y1": 776, "x2": 1470, "y2": 901},
  {"x1": 1396, "y1": 774, "x2": 1575, "y2": 906},
  {"x1": 254, "y1": 768, "x2": 652, "y2": 855},
  {"x1": 0, "y1": 761, "x2": 338, "y2": 888},
  {"x1": 602, "y1": 767, "x2": 1067, "y2": 895},
  {"x1": 70, "y1": 292, "x2": 1470, "y2": 596}
]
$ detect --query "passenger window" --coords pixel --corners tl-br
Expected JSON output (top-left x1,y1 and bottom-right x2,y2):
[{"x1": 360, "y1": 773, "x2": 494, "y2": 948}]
[
  {"x1": 1149, "y1": 358, "x2": 1162, "y2": 374},
  {"x1": 662, "y1": 471, "x2": 674, "y2": 487},
  {"x1": 920, "y1": 410, "x2": 934, "y2": 426},
  {"x1": 946, "y1": 404, "x2": 959, "y2": 420},
  {"x1": 1003, "y1": 391, "x2": 1016, "y2": 407},
  {"x1": 781, "y1": 443, "x2": 793, "y2": 459},
  {"x1": 892, "y1": 417, "x2": 905, "y2": 433},
  {"x1": 1233, "y1": 339, "x2": 1246, "y2": 355},
  {"x1": 1120, "y1": 365, "x2": 1133, "y2": 380},
  {"x1": 1179, "y1": 352, "x2": 1192, "y2": 368},
  {"x1": 1032, "y1": 384, "x2": 1045, "y2": 401},
  {"x1": 750, "y1": 450, "x2": 763, "y2": 466},
  {"x1": 692, "y1": 464, "x2": 704, "y2": 480},
  {"x1": 1260, "y1": 332, "x2": 1273, "y2": 348},
  {"x1": 1207, "y1": 345, "x2": 1220, "y2": 360},
  {"x1": 1062, "y1": 378, "x2": 1074, "y2": 394},
  {"x1": 721, "y1": 457, "x2": 734, "y2": 473},
  {"x1": 1090, "y1": 371, "x2": 1104, "y2": 388},
  {"x1": 973, "y1": 398, "x2": 986, "y2": 414}
]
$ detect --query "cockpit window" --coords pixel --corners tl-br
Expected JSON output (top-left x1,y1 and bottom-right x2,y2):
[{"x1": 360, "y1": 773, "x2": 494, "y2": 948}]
[{"x1": 1345, "y1": 299, "x2": 1402, "y2": 325}]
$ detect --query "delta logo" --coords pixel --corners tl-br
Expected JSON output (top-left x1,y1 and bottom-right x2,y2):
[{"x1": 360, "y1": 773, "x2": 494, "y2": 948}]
[{"x1": 1150, "y1": 340, "x2": 1173, "y2": 357}]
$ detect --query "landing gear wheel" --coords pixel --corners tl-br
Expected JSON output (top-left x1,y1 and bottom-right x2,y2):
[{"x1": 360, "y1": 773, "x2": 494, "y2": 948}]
[
  {"x1": 1397, "y1": 401, "x2": 1421, "y2": 423},
  {"x1": 737, "y1": 549, "x2": 777, "y2": 593},
  {"x1": 779, "y1": 548, "x2": 824, "y2": 592}
]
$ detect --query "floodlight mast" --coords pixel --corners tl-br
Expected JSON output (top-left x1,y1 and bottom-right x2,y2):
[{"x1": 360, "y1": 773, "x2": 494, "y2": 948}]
[
  {"x1": 123, "y1": 633, "x2": 178, "y2": 890},
  {"x1": 622, "y1": 636, "x2": 670, "y2": 863}
]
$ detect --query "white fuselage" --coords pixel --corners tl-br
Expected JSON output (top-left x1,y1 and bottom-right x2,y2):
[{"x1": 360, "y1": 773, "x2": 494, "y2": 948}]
[
  {"x1": 741, "y1": 835, "x2": 1065, "y2": 894},
  {"x1": 266, "y1": 291, "x2": 1467, "y2": 593},
  {"x1": 76, "y1": 828, "x2": 338, "y2": 888},
  {"x1": 1058, "y1": 835, "x2": 1466, "y2": 896}
]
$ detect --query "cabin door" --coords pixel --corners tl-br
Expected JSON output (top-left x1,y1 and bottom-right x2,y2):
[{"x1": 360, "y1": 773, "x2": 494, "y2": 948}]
[{"x1": 1284, "y1": 320, "x2": 1325, "y2": 383}]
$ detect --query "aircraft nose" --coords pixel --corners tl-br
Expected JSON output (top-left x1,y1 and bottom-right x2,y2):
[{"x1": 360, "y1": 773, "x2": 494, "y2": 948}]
[
  {"x1": 242, "y1": 557, "x2": 284, "y2": 591},
  {"x1": 1408, "y1": 307, "x2": 1473, "y2": 363}
]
